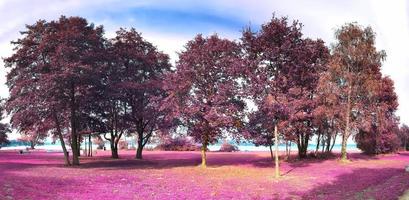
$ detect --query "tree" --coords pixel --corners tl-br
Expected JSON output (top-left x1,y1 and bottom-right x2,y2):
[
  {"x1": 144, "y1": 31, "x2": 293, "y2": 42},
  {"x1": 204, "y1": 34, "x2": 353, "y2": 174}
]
[
  {"x1": 330, "y1": 23, "x2": 386, "y2": 161},
  {"x1": 0, "y1": 102, "x2": 10, "y2": 148},
  {"x1": 313, "y1": 62, "x2": 343, "y2": 154},
  {"x1": 165, "y1": 34, "x2": 244, "y2": 167},
  {"x1": 355, "y1": 77, "x2": 400, "y2": 154},
  {"x1": 242, "y1": 16, "x2": 329, "y2": 180},
  {"x1": 5, "y1": 16, "x2": 105, "y2": 165},
  {"x1": 399, "y1": 124, "x2": 409, "y2": 150},
  {"x1": 18, "y1": 130, "x2": 47, "y2": 149},
  {"x1": 107, "y1": 28, "x2": 172, "y2": 159}
]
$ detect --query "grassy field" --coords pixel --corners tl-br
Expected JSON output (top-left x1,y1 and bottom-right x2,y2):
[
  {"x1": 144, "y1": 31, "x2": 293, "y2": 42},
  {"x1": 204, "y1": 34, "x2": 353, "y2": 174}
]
[{"x1": 0, "y1": 150, "x2": 408, "y2": 200}]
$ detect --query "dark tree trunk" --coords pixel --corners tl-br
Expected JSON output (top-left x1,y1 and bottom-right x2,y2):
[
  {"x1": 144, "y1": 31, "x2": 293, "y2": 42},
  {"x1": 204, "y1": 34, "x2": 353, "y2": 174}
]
[
  {"x1": 30, "y1": 141, "x2": 35, "y2": 149},
  {"x1": 136, "y1": 132, "x2": 144, "y2": 159},
  {"x1": 88, "y1": 134, "x2": 92, "y2": 157},
  {"x1": 111, "y1": 141, "x2": 119, "y2": 159},
  {"x1": 297, "y1": 133, "x2": 308, "y2": 158},
  {"x1": 330, "y1": 134, "x2": 337, "y2": 152},
  {"x1": 269, "y1": 143, "x2": 274, "y2": 161},
  {"x1": 315, "y1": 132, "x2": 321, "y2": 153},
  {"x1": 70, "y1": 83, "x2": 80, "y2": 166},
  {"x1": 53, "y1": 112, "x2": 71, "y2": 166}
]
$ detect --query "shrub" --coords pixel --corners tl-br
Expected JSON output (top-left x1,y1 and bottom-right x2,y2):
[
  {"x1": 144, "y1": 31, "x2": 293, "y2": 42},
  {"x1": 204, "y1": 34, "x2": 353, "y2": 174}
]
[
  {"x1": 355, "y1": 129, "x2": 400, "y2": 154},
  {"x1": 154, "y1": 137, "x2": 201, "y2": 151},
  {"x1": 219, "y1": 142, "x2": 239, "y2": 152}
]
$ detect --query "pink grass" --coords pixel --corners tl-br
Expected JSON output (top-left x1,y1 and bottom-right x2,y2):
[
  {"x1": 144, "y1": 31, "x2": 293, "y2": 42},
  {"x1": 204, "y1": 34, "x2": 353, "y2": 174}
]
[{"x1": 0, "y1": 150, "x2": 408, "y2": 199}]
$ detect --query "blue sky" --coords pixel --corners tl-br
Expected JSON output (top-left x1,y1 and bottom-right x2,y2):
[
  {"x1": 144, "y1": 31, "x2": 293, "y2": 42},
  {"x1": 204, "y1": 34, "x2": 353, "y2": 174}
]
[{"x1": 1, "y1": 0, "x2": 409, "y2": 130}]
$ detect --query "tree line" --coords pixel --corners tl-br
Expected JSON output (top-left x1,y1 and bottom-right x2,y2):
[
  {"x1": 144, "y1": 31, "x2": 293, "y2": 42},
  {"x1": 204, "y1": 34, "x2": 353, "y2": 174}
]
[{"x1": 3, "y1": 15, "x2": 409, "y2": 169}]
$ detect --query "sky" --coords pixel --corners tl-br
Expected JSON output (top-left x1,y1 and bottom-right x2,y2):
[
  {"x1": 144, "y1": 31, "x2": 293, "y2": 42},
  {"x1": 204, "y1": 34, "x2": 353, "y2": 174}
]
[{"x1": 1, "y1": 0, "x2": 409, "y2": 137}]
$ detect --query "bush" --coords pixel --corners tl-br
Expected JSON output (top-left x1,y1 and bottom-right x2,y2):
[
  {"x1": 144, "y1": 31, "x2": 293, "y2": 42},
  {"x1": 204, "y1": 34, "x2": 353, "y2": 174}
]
[
  {"x1": 154, "y1": 137, "x2": 201, "y2": 151},
  {"x1": 219, "y1": 142, "x2": 239, "y2": 152},
  {"x1": 355, "y1": 129, "x2": 400, "y2": 154}
]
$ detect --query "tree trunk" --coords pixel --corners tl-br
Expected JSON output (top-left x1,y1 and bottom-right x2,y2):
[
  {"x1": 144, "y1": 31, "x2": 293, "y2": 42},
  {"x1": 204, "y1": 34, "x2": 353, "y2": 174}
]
[
  {"x1": 341, "y1": 85, "x2": 352, "y2": 161},
  {"x1": 136, "y1": 131, "x2": 144, "y2": 159},
  {"x1": 298, "y1": 133, "x2": 308, "y2": 158},
  {"x1": 330, "y1": 134, "x2": 337, "y2": 152},
  {"x1": 88, "y1": 134, "x2": 92, "y2": 157},
  {"x1": 111, "y1": 141, "x2": 119, "y2": 159},
  {"x1": 201, "y1": 141, "x2": 208, "y2": 168},
  {"x1": 53, "y1": 112, "x2": 71, "y2": 166},
  {"x1": 288, "y1": 141, "x2": 291, "y2": 158},
  {"x1": 84, "y1": 136, "x2": 87, "y2": 156},
  {"x1": 274, "y1": 124, "x2": 280, "y2": 178},
  {"x1": 315, "y1": 133, "x2": 321, "y2": 154},
  {"x1": 70, "y1": 84, "x2": 80, "y2": 166},
  {"x1": 30, "y1": 141, "x2": 35, "y2": 149},
  {"x1": 269, "y1": 143, "x2": 274, "y2": 161}
]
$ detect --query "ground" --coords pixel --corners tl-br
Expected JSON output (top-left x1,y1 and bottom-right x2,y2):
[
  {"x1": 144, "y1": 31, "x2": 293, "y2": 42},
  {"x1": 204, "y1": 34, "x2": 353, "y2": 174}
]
[{"x1": 0, "y1": 150, "x2": 408, "y2": 200}]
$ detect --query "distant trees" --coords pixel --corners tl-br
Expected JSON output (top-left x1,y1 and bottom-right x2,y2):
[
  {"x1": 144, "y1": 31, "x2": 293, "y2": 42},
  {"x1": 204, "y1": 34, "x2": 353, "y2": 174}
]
[
  {"x1": 399, "y1": 124, "x2": 409, "y2": 150},
  {"x1": 18, "y1": 131, "x2": 47, "y2": 149},
  {"x1": 0, "y1": 102, "x2": 10, "y2": 148}
]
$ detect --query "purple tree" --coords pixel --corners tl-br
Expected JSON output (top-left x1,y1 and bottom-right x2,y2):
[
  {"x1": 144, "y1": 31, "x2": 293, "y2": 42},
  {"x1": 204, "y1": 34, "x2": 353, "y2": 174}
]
[
  {"x1": 107, "y1": 28, "x2": 172, "y2": 159},
  {"x1": 165, "y1": 34, "x2": 245, "y2": 167},
  {"x1": 242, "y1": 16, "x2": 328, "y2": 176},
  {"x1": 5, "y1": 16, "x2": 105, "y2": 165}
]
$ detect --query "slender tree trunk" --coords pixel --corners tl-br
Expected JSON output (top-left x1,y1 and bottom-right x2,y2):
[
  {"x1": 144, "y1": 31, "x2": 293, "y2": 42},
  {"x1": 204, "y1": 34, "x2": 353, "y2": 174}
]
[
  {"x1": 70, "y1": 85, "x2": 80, "y2": 166},
  {"x1": 201, "y1": 141, "x2": 208, "y2": 168},
  {"x1": 84, "y1": 136, "x2": 87, "y2": 156},
  {"x1": 330, "y1": 134, "x2": 337, "y2": 152},
  {"x1": 288, "y1": 141, "x2": 291, "y2": 158},
  {"x1": 30, "y1": 141, "x2": 35, "y2": 149},
  {"x1": 325, "y1": 133, "x2": 331, "y2": 152},
  {"x1": 88, "y1": 134, "x2": 92, "y2": 157},
  {"x1": 269, "y1": 143, "x2": 274, "y2": 161},
  {"x1": 53, "y1": 112, "x2": 71, "y2": 166},
  {"x1": 341, "y1": 85, "x2": 352, "y2": 161},
  {"x1": 274, "y1": 124, "x2": 280, "y2": 178},
  {"x1": 315, "y1": 133, "x2": 321, "y2": 154}
]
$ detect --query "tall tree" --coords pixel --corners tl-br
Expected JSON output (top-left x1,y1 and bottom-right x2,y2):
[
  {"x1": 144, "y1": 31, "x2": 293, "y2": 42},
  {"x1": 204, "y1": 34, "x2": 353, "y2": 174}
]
[
  {"x1": 108, "y1": 28, "x2": 171, "y2": 159},
  {"x1": 355, "y1": 76, "x2": 400, "y2": 154},
  {"x1": 242, "y1": 16, "x2": 329, "y2": 177},
  {"x1": 165, "y1": 34, "x2": 244, "y2": 167},
  {"x1": 331, "y1": 23, "x2": 386, "y2": 161},
  {"x1": 5, "y1": 16, "x2": 105, "y2": 165}
]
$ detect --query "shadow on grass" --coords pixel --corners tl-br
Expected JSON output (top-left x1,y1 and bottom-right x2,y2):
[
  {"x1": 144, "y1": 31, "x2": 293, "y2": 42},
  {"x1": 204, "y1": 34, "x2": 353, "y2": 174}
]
[
  {"x1": 290, "y1": 167, "x2": 409, "y2": 200},
  {"x1": 0, "y1": 150, "x2": 388, "y2": 171},
  {"x1": 0, "y1": 171, "x2": 84, "y2": 200}
]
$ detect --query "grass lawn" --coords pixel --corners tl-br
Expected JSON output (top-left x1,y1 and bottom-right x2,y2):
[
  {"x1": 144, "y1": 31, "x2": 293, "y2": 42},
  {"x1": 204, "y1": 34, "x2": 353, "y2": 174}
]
[{"x1": 0, "y1": 150, "x2": 408, "y2": 200}]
